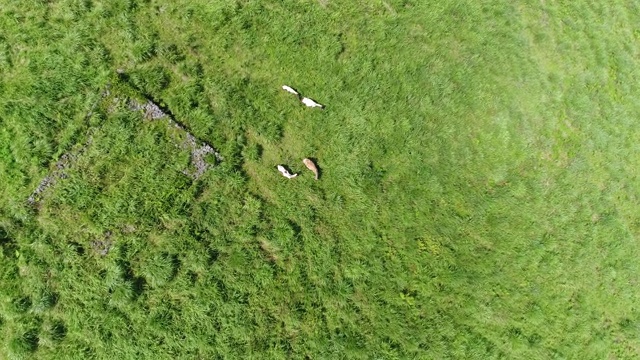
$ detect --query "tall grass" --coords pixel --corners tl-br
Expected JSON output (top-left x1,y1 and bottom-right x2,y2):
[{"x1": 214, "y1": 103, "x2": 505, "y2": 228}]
[{"x1": 1, "y1": 0, "x2": 640, "y2": 358}]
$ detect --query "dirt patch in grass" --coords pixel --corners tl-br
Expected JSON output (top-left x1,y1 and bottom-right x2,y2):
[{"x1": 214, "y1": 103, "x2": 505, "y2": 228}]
[
  {"x1": 29, "y1": 84, "x2": 224, "y2": 206},
  {"x1": 128, "y1": 97, "x2": 223, "y2": 180}
]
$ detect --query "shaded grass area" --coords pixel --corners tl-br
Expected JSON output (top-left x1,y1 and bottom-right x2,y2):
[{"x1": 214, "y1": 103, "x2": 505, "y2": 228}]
[{"x1": 1, "y1": 0, "x2": 640, "y2": 358}]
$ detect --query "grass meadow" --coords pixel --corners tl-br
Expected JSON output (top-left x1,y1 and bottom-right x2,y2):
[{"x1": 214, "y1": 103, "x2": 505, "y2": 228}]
[{"x1": 1, "y1": 0, "x2": 640, "y2": 358}]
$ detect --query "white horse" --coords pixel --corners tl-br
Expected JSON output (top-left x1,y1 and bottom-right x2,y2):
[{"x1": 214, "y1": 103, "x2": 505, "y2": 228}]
[
  {"x1": 301, "y1": 97, "x2": 324, "y2": 109},
  {"x1": 277, "y1": 165, "x2": 297, "y2": 179},
  {"x1": 281, "y1": 85, "x2": 299, "y2": 95}
]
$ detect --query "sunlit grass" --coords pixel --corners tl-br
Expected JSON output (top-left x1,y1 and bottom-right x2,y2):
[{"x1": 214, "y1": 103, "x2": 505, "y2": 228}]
[{"x1": 1, "y1": 0, "x2": 640, "y2": 358}]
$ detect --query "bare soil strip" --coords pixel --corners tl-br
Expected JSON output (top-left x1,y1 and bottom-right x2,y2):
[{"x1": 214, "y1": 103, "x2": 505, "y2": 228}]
[{"x1": 28, "y1": 83, "x2": 222, "y2": 206}]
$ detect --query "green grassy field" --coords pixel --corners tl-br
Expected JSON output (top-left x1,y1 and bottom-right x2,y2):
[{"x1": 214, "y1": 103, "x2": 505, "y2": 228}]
[{"x1": 2, "y1": 0, "x2": 640, "y2": 358}]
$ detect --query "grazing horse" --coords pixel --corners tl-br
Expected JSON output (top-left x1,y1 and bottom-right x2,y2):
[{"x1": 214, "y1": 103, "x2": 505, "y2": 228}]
[
  {"x1": 301, "y1": 97, "x2": 324, "y2": 109},
  {"x1": 277, "y1": 165, "x2": 298, "y2": 179},
  {"x1": 281, "y1": 85, "x2": 299, "y2": 95},
  {"x1": 303, "y1": 158, "x2": 319, "y2": 180}
]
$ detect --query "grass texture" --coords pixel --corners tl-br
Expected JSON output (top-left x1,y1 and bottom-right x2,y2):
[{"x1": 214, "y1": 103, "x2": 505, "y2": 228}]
[{"x1": 1, "y1": 0, "x2": 640, "y2": 358}]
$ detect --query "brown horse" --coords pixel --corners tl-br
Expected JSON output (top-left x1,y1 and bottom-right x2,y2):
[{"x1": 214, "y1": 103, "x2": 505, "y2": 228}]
[{"x1": 303, "y1": 158, "x2": 319, "y2": 180}]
